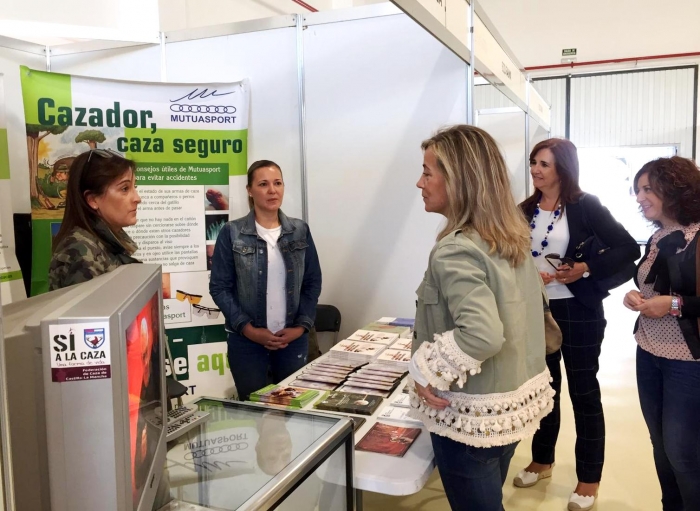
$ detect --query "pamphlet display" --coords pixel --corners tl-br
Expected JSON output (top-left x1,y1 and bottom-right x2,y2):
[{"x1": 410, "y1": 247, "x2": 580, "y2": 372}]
[
  {"x1": 20, "y1": 66, "x2": 250, "y2": 400},
  {"x1": 356, "y1": 423, "x2": 422, "y2": 457},
  {"x1": 346, "y1": 330, "x2": 398, "y2": 345},
  {"x1": 249, "y1": 385, "x2": 319, "y2": 408},
  {"x1": 314, "y1": 391, "x2": 383, "y2": 416}
]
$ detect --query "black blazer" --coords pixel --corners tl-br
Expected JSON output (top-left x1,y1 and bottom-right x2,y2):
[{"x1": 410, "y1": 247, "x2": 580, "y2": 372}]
[
  {"x1": 634, "y1": 230, "x2": 700, "y2": 358},
  {"x1": 524, "y1": 194, "x2": 641, "y2": 310}
]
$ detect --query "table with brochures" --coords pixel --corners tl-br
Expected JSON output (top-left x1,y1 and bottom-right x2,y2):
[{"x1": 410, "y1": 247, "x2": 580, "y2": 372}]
[
  {"x1": 276, "y1": 352, "x2": 436, "y2": 504},
  {"x1": 162, "y1": 398, "x2": 354, "y2": 511}
]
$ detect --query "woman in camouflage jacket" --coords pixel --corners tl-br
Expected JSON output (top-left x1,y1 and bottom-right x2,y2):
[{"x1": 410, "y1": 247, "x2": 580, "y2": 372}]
[{"x1": 49, "y1": 149, "x2": 141, "y2": 291}]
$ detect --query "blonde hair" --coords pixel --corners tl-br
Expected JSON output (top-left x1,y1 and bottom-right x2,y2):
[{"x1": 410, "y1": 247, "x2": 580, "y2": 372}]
[{"x1": 421, "y1": 125, "x2": 530, "y2": 267}]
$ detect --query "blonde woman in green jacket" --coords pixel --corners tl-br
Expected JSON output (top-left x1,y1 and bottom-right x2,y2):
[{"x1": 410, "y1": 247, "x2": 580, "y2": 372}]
[{"x1": 409, "y1": 125, "x2": 555, "y2": 511}]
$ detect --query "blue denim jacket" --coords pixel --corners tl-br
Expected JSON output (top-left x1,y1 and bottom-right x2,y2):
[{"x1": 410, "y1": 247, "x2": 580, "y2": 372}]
[{"x1": 210, "y1": 209, "x2": 322, "y2": 335}]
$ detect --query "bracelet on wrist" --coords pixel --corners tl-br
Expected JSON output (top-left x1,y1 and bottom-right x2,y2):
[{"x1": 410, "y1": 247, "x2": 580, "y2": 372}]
[{"x1": 669, "y1": 296, "x2": 682, "y2": 318}]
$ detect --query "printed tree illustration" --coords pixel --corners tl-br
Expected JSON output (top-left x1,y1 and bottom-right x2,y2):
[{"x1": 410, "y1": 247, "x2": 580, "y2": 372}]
[
  {"x1": 26, "y1": 124, "x2": 68, "y2": 209},
  {"x1": 75, "y1": 129, "x2": 106, "y2": 149}
]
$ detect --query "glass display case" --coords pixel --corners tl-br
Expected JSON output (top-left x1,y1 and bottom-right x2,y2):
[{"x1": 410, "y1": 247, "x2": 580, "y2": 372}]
[{"x1": 160, "y1": 398, "x2": 354, "y2": 511}]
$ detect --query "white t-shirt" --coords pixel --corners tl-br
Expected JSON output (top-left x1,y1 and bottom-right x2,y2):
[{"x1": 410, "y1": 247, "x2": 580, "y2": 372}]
[
  {"x1": 530, "y1": 208, "x2": 575, "y2": 300},
  {"x1": 255, "y1": 222, "x2": 287, "y2": 333}
]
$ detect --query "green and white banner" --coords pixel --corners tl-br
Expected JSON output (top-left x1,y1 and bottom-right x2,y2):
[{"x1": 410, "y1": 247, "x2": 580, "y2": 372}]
[
  {"x1": 20, "y1": 66, "x2": 249, "y2": 400},
  {"x1": 0, "y1": 78, "x2": 26, "y2": 304}
]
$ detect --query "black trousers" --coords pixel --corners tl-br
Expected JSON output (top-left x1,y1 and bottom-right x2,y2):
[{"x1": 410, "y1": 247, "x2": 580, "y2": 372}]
[{"x1": 532, "y1": 297, "x2": 607, "y2": 483}]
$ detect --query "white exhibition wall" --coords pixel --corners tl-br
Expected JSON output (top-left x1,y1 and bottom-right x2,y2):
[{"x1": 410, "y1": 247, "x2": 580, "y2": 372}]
[
  {"x1": 476, "y1": 109, "x2": 528, "y2": 203},
  {"x1": 304, "y1": 14, "x2": 467, "y2": 338},
  {"x1": 50, "y1": 45, "x2": 161, "y2": 81},
  {"x1": 0, "y1": 47, "x2": 46, "y2": 215},
  {"x1": 0, "y1": 10, "x2": 540, "y2": 340}
]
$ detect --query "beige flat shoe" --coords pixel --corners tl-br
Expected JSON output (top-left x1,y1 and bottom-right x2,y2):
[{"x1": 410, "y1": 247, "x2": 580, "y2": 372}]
[
  {"x1": 568, "y1": 488, "x2": 598, "y2": 510},
  {"x1": 513, "y1": 463, "x2": 555, "y2": 488}
]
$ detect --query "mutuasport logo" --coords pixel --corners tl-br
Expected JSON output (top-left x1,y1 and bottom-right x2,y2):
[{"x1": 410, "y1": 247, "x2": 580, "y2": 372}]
[{"x1": 169, "y1": 87, "x2": 239, "y2": 125}]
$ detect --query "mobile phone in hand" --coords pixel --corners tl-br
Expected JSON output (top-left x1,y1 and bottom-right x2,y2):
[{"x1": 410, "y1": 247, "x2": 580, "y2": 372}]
[{"x1": 545, "y1": 253, "x2": 576, "y2": 269}]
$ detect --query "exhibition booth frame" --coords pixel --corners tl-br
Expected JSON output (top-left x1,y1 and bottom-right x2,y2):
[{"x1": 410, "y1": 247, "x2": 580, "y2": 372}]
[{"x1": 0, "y1": 2, "x2": 551, "y2": 509}]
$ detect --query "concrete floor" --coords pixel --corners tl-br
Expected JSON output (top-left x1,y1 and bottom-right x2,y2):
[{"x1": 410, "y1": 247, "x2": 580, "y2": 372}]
[{"x1": 364, "y1": 284, "x2": 663, "y2": 510}]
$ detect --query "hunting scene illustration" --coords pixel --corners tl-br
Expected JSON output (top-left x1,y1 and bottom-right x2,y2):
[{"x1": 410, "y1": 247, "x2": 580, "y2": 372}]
[{"x1": 27, "y1": 124, "x2": 123, "y2": 219}]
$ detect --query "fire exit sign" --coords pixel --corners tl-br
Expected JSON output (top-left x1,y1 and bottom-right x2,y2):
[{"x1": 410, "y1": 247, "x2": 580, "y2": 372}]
[{"x1": 562, "y1": 48, "x2": 577, "y2": 57}]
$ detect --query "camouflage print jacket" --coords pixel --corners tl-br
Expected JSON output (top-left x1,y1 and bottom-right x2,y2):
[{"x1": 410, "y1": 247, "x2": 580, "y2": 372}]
[{"x1": 48, "y1": 219, "x2": 140, "y2": 291}]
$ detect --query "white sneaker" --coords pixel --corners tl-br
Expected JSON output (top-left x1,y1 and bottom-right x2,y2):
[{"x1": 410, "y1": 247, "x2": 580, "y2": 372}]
[
  {"x1": 568, "y1": 491, "x2": 597, "y2": 511},
  {"x1": 512, "y1": 464, "x2": 554, "y2": 488}
]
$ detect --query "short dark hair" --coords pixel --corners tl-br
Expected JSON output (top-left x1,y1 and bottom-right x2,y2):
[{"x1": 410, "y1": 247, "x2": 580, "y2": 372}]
[
  {"x1": 633, "y1": 156, "x2": 700, "y2": 227},
  {"x1": 246, "y1": 160, "x2": 283, "y2": 210},
  {"x1": 52, "y1": 150, "x2": 136, "y2": 251},
  {"x1": 520, "y1": 138, "x2": 584, "y2": 217}
]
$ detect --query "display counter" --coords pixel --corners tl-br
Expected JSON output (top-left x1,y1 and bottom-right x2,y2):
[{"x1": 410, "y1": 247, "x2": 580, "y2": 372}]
[
  {"x1": 276, "y1": 353, "x2": 435, "y2": 502},
  {"x1": 163, "y1": 398, "x2": 354, "y2": 511}
]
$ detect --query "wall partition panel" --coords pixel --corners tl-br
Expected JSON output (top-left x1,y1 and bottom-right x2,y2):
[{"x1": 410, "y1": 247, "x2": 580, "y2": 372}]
[
  {"x1": 475, "y1": 109, "x2": 527, "y2": 203},
  {"x1": 50, "y1": 46, "x2": 161, "y2": 82},
  {"x1": 570, "y1": 67, "x2": 696, "y2": 158},
  {"x1": 532, "y1": 77, "x2": 567, "y2": 139},
  {"x1": 304, "y1": 14, "x2": 467, "y2": 338},
  {"x1": 474, "y1": 84, "x2": 515, "y2": 110},
  {"x1": 166, "y1": 28, "x2": 303, "y2": 219}
]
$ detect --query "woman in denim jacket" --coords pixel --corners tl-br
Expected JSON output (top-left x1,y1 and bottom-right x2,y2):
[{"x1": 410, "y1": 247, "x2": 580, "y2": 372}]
[{"x1": 210, "y1": 160, "x2": 322, "y2": 400}]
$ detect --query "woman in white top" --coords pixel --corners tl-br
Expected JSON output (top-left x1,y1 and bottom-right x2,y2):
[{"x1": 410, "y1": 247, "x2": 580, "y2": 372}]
[
  {"x1": 210, "y1": 160, "x2": 322, "y2": 400},
  {"x1": 514, "y1": 139, "x2": 639, "y2": 511}
]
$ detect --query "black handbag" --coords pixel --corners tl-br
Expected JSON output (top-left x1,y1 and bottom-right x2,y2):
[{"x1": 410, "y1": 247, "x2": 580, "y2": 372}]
[{"x1": 574, "y1": 195, "x2": 637, "y2": 292}]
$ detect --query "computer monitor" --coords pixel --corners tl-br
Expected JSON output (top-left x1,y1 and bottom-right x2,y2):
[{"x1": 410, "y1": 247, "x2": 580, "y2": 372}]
[{"x1": 1, "y1": 264, "x2": 167, "y2": 511}]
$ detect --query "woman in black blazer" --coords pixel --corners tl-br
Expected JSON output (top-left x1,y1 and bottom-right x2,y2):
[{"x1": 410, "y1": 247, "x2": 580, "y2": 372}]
[{"x1": 513, "y1": 138, "x2": 640, "y2": 511}]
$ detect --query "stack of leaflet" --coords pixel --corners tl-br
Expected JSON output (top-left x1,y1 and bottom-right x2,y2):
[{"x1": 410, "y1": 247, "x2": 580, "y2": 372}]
[
  {"x1": 361, "y1": 320, "x2": 411, "y2": 339},
  {"x1": 289, "y1": 360, "x2": 360, "y2": 391},
  {"x1": 314, "y1": 390, "x2": 383, "y2": 416},
  {"x1": 249, "y1": 385, "x2": 319, "y2": 409},
  {"x1": 337, "y1": 363, "x2": 406, "y2": 398},
  {"x1": 329, "y1": 340, "x2": 385, "y2": 363},
  {"x1": 348, "y1": 329, "x2": 399, "y2": 345},
  {"x1": 366, "y1": 317, "x2": 415, "y2": 339},
  {"x1": 389, "y1": 338, "x2": 413, "y2": 351},
  {"x1": 329, "y1": 328, "x2": 396, "y2": 363},
  {"x1": 372, "y1": 335, "x2": 412, "y2": 369},
  {"x1": 376, "y1": 387, "x2": 422, "y2": 424},
  {"x1": 389, "y1": 392, "x2": 411, "y2": 408}
]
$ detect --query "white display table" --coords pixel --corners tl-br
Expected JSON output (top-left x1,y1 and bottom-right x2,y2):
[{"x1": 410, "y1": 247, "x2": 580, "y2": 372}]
[{"x1": 275, "y1": 352, "x2": 436, "y2": 500}]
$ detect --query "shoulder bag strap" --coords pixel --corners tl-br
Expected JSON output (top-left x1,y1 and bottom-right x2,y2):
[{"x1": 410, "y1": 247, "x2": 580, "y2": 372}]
[{"x1": 578, "y1": 193, "x2": 594, "y2": 236}]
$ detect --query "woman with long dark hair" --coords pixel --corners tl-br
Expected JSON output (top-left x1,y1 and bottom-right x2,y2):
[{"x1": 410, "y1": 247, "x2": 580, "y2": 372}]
[
  {"x1": 513, "y1": 138, "x2": 639, "y2": 510},
  {"x1": 624, "y1": 157, "x2": 700, "y2": 511},
  {"x1": 49, "y1": 149, "x2": 141, "y2": 290}
]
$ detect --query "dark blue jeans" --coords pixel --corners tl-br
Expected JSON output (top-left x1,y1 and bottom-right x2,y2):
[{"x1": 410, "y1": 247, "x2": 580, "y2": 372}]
[
  {"x1": 637, "y1": 345, "x2": 700, "y2": 511},
  {"x1": 227, "y1": 332, "x2": 309, "y2": 400},
  {"x1": 431, "y1": 433, "x2": 518, "y2": 511}
]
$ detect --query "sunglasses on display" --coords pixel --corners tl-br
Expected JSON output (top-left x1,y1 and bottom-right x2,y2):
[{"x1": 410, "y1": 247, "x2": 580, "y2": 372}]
[
  {"x1": 175, "y1": 290, "x2": 203, "y2": 305},
  {"x1": 192, "y1": 304, "x2": 221, "y2": 320},
  {"x1": 544, "y1": 253, "x2": 576, "y2": 270}
]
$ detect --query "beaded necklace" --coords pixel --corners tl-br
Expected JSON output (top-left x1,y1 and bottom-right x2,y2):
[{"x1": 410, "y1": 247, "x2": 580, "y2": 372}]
[{"x1": 530, "y1": 202, "x2": 562, "y2": 257}]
